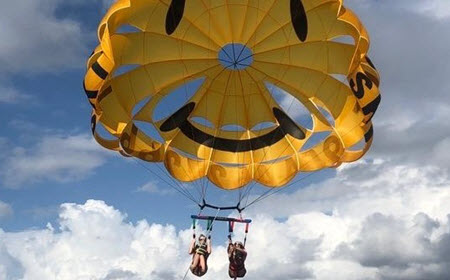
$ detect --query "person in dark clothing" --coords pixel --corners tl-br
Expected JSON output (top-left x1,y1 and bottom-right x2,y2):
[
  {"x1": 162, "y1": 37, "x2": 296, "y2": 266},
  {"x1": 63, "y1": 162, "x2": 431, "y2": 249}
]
[
  {"x1": 189, "y1": 234, "x2": 211, "y2": 277},
  {"x1": 227, "y1": 236, "x2": 247, "y2": 279}
]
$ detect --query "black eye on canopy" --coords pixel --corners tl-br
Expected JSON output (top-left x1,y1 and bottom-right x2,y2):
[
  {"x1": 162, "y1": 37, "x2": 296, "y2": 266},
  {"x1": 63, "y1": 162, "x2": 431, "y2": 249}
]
[
  {"x1": 290, "y1": 0, "x2": 308, "y2": 42},
  {"x1": 165, "y1": 0, "x2": 186, "y2": 35}
]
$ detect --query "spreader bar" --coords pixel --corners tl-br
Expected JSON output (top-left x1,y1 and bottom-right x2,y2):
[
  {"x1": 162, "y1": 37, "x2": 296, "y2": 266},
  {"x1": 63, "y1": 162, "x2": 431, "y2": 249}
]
[{"x1": 191, "y1": 215, "x2": 252, "y2": 224}]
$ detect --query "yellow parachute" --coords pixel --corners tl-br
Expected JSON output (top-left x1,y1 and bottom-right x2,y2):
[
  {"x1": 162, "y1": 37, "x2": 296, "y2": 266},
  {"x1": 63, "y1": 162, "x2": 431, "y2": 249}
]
[{"x1": 83, "y1": 0, "x2": 380, "y2": 192}]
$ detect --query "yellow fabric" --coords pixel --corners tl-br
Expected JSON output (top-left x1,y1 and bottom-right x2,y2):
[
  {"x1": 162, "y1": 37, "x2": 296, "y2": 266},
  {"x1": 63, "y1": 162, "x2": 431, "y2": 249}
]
[{"x1": 84, "y1": 0, "x2": 380, "y2": 189}]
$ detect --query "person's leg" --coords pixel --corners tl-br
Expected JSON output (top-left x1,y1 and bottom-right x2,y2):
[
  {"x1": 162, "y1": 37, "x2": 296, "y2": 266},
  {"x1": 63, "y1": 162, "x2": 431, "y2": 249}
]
[
  {"x1": 199, "y1": 255, "x2": 206, "y2": 274},
  {"x1": 190, "y1": 254, "x2": 200, "y2": 271}
]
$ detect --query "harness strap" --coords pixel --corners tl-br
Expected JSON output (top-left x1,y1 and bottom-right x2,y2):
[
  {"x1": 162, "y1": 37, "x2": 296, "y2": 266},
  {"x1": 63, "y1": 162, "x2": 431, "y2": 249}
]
[{"x1": 228, "y1": 221, "x2": 235, "y2": 233}]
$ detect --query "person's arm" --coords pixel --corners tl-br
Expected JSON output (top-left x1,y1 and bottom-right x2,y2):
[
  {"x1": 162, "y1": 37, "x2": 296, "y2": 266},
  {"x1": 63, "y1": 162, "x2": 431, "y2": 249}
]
[
  {"x1": 228, "y1": 244, "x2": 234, "y2": 258},
  {"x1": 206, "y1": 237, "x2": 212, "y2": 254},
  {"x1": 188, "y1": 236, "x2": 196, "y2": 255}
]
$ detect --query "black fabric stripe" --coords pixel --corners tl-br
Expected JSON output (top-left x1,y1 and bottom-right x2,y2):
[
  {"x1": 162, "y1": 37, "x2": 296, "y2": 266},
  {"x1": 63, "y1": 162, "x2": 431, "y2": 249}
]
[
  {"x1": 160, "y1": 102, "x2": 195, "y2": 132},
  {"x1": 290, "y1": 0, "x2": 308, "y2": 42},
  {"x1": 83, "y1": 81, "x2": 98, "y2": 99},
  {"x1": 365, "y1": 56, "x2": 377, "y2": 70},
  {"x1": 273, "y1": 107, "x2": 305, "y2": 140},
  {"x1": 165, "y1": 0, "x2": 186, "y2": 35},
  {"x1": 91, "y1": 62, "x2": 108, "y2": 80},
  {"x1": 97, "y1": 86, "x2": 113, "y2": 102},
  {"x1": 366, "y1": 72, "x2": 380, "y2": 88},
  {"x1": 364, "y1": 124, "x2": 373, "y2": 142},
  {"x1": 160, "y1": 103, "x2": 305, "y2": 152},
  {"x1": 362, "y1": 94, "x2": 381, "y2": 122}
]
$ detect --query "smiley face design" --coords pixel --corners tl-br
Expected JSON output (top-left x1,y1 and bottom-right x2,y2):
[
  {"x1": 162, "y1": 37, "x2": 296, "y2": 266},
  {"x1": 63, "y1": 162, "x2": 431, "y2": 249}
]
[{"x1": 83, "y1": 0, "x2": 380, "y2": 189}]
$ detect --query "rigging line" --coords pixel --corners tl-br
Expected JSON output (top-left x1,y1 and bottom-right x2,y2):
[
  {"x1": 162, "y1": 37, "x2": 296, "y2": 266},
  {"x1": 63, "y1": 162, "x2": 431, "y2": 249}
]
[
  {"x1": 206, "y1": 207, "x2": 221, "y2": 237},
  {"x1": 181, "y1": 262, "x2": 191, "y2": 280},
  {"x1": 219, "y1": 58, "x2": 234, "y2": 64},
  {"x1": 236, "y1": 53, "x2": 253, "y2": 65},
  {"x1": 222, "y1": 46, "x2": 234, "y2": 62},
  {"x1": 235, "y1": 43, "x2": 248, "y2": 63},
  {"x1": 236, "y1": 62, "x2": 251, "y2": 67},
  {"x1": 203, "y1": 176, "x2": 210, "y2": 204},
  {"x1": 151, "y1": 163, "x2": 199, "y2": 204},
  {"x1": 232, "y1": 41, "x2": 237, "y2": 64},
  {"x1": 245, "y1": 171, "x2": 318, "y2": 209},
  {"x1": 123, "y1": 147, "x2": 195, "y2": 201},
  {"x1": 131, "y1": 158, "x2": 198, "y2": 204},
  {"x1": 148, "y1": 149, "x2": 201, "y2": 203},
  {"x1": 150, "y1": 152, "x2": 201, "y2": 199},
  {"x1": 153, "y1": 162, "x2": 200, "y2": 203}
]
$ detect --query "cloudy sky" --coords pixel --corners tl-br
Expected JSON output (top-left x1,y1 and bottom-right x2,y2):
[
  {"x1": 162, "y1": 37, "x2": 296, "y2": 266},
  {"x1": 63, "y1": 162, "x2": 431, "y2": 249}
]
[{"x1": 1, "y1": 0, "x2": 450, "y2": 279}]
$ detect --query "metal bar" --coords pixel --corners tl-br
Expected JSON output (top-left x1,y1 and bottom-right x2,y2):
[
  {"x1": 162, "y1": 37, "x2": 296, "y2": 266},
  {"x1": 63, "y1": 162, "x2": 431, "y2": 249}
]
[
  {"x1": 202, "y1": 203, "x2": 239, "y2": 211},
  {"x1": 191, "y1": 215, "x2": 252, "y2": 224}
]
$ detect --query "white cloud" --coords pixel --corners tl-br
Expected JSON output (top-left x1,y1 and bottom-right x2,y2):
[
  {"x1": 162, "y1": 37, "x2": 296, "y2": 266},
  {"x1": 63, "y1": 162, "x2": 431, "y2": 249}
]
[
  {"x1": 0, "y1": 0, "x2": 89, "y2": 74},
  {"x1": 394, "y1": 0, "x2": 450, "y2": 19},
  {"x1": 0, "y1": 134, "x2": 110, "y2": 188},
  {"x1": 0, "y1": 201, "x2": 13, "y2": 219},
  {"x1": 137, "y1": 181, "x2": 175, "y2": 196},
  {"x1": 2, "y1": 157, "x2": 450, "y2": 280},
  {"x1": 349, "y1": 0, "x2": 450, "y2": 19},
  {"x1": 0, "y1": 85, "x2": 30, "y2": 104},
  {"x1": 247, "y1": 160, "x2": 450, "y2": 221}
]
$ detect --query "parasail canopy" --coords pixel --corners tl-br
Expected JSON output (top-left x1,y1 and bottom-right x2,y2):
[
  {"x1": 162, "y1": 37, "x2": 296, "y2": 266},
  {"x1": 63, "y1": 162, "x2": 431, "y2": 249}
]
[{"x1": 83, "y1": 0, "x2": 380, "y2": 191}]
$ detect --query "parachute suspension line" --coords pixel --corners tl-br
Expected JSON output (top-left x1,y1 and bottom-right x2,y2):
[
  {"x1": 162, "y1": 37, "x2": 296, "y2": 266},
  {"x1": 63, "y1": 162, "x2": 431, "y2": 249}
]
[
  {"x1": 244, "y1": 223, "x2": 250, "y2": 247},
  {"x1": 245, "y1": 171, "x2": 318, "y2": 209},
  {"x1": 152, "y1": 161, "x2": 200, "y2": 203},
  {"x1": 131, "y1": 157, "x2": 199, "y2": 204},
  {"x1": 192, "y1": 217, "x2": 197, "y2": 235},
  {"x1": 181, "y1": 265, "x2": 190, "y2": 280},
  {"x1": 206, "y1": 207, "x2": 221, "y2": 238}
]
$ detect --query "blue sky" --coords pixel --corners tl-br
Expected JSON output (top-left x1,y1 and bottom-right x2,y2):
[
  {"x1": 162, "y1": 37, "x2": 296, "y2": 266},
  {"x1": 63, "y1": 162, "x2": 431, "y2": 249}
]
[{"x1": 1, "y1": 1, "x2": 450, "y2": 279}]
